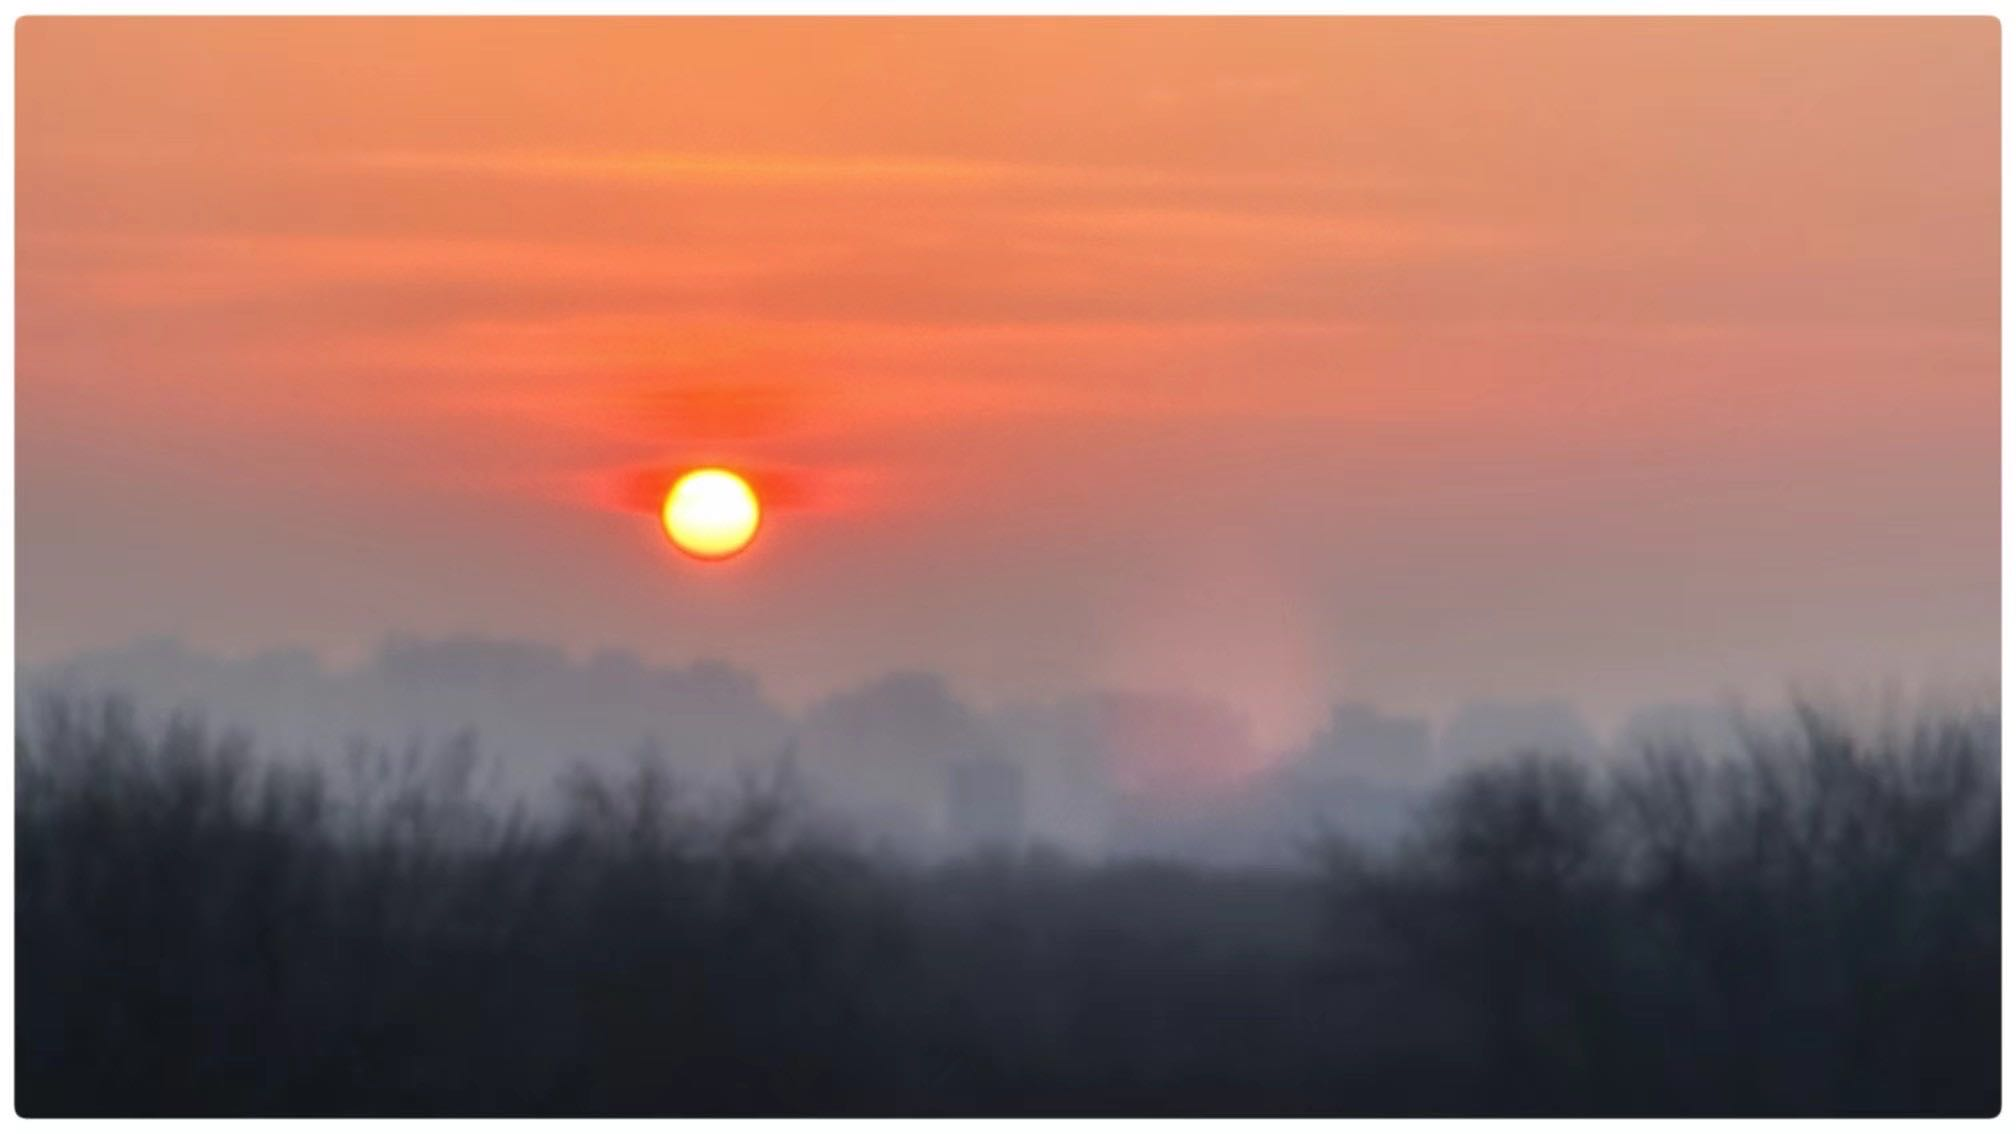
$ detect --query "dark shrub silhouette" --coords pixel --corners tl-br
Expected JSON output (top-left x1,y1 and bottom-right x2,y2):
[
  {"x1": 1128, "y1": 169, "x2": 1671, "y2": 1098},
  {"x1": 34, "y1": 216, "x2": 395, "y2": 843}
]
[
  {"x1": 1319, "y1": 706, "x2": 1999, "y2": 1115},
  {"x1": 15, "y1": 693, "x2": 1998, "y2": 1115}
]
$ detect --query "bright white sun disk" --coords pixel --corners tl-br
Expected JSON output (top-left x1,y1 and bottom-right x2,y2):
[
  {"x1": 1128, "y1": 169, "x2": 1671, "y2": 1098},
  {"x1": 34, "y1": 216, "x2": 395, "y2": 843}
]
[{"x1": 662, "y1": 468, "x2": 760, "y2": 560}]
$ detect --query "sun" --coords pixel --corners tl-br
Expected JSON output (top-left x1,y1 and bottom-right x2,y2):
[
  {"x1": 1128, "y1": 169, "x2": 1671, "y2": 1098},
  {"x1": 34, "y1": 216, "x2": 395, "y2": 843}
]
[{"x1": 662, "y1": 468, "x2": 761, "y2": 560}]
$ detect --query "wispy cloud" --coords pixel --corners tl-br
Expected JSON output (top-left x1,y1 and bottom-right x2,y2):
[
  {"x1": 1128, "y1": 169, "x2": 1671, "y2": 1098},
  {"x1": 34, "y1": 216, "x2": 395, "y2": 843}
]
[{"x1": 331, "y1": 147, "x2": 1396, "y2": 195}]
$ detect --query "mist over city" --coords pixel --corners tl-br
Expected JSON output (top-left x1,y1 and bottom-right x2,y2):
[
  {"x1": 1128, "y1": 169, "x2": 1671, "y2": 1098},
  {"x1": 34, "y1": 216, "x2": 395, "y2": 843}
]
[{"x1": 26, "y1": 633, "x2": 1945, "y2": 864}]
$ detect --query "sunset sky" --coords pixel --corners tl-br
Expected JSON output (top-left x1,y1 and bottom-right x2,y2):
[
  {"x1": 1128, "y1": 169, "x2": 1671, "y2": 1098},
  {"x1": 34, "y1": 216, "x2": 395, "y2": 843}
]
[{"x1": 17, "y1": 17, "x2": 1998, "y2": 743}]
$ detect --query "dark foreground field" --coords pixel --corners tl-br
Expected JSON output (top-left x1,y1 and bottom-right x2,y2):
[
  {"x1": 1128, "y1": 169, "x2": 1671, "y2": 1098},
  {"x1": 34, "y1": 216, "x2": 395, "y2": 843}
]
[{"x1": 16, "y1": 696, "x2": 1999, "y2": 1116}]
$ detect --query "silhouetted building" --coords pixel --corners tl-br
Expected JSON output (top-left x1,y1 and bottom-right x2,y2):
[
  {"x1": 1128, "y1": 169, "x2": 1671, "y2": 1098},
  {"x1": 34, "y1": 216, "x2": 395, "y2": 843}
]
[
  {"x1": 1300, "y1": 702, "x2": 1434, "y2": 782},
  {"x1": 1439, "y1": 699, "x2": 1601, "y2": 766},
  {"x1": 946, "y1": 753, "x2": 1026, "y2": 850}
]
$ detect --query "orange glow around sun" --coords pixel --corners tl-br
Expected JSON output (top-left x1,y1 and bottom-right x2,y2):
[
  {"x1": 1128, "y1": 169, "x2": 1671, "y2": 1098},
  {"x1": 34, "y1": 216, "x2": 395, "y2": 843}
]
[{"x1": 661, "y1": 468, "x2": 761, "y2": 560}]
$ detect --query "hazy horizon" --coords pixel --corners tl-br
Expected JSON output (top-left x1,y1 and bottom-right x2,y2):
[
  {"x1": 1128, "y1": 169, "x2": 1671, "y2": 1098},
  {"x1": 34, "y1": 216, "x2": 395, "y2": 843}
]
[
  {"x1": 24, "y1": 627, "x2": 1993, "y2": 867},
  {"x1": 23, "y1": 627, "x2": 1992, "y2": 744}
]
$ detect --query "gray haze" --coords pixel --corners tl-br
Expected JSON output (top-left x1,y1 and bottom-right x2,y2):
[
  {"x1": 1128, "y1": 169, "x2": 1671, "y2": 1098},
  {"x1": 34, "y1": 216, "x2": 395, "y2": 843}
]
[{"x1": 25, "y1": 634, "x2": 1842, "y2": 864}]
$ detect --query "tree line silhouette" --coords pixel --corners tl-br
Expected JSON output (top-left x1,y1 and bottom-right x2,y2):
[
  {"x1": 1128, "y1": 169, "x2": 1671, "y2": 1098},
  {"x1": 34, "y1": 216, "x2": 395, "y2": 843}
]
[{"x1": 16, "y1": 693, "x2": 1998, "y2": 1115}]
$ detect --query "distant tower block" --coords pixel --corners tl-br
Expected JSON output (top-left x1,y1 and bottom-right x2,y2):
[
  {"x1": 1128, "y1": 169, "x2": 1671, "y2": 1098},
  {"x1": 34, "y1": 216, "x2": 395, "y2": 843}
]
[{"x1": 947, "y1": 754, "x2": 1026, "y2": 850}]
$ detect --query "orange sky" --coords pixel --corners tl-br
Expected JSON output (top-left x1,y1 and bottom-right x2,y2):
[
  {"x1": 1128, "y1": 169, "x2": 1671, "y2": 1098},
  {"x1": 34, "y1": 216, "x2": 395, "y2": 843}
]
[{"x1": 17, "y1": 18, "x2": 1999, "y2": 741}]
